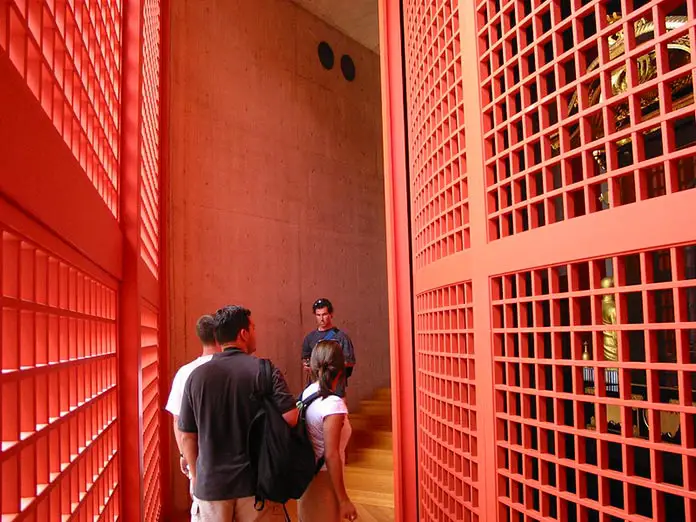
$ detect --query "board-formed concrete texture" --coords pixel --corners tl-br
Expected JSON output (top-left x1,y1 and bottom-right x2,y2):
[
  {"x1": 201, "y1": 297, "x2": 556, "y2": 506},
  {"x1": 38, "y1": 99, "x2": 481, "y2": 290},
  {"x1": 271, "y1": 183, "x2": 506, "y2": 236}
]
[{"x1": 168, "y1": 1, "x2": 388, "y2": 515}]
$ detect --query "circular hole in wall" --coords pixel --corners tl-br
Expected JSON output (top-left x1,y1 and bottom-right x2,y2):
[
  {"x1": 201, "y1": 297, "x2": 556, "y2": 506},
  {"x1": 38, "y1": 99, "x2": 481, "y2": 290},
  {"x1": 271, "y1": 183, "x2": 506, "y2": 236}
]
[
  {"x1": 317, "y1": 41, "x2": 334, "y2": 70},
  {"x1": 340, "y1": 55, "x2": 356, "y2": 81}
]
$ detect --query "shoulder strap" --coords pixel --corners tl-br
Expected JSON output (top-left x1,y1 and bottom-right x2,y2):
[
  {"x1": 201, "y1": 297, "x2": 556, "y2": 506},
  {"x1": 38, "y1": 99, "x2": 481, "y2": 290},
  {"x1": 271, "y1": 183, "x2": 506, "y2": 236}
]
[
  {"x1": 301, "y1": 391, "x2": 323, "y2": 408},
  {"x1": 257, "y1": 358, "x2": 274, "y2": 397},
  {"x1": 322, "y1": 329, "x2": 337, "y2": 342},
  {"x1": 297, "y1": 389, "x2": 338, "y2": 410}
]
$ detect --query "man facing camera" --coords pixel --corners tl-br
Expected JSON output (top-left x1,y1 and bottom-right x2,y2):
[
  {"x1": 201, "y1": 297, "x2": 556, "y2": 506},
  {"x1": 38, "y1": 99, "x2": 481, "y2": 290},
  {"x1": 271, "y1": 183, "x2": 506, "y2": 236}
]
[{"x1": 301, "y1": 298, "x2": 356, "y2": 396}]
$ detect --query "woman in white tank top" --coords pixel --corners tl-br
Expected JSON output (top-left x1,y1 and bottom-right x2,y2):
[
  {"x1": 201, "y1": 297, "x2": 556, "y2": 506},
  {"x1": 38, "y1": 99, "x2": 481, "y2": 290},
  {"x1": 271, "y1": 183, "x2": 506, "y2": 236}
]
[{"x1": 298, "y1": 340, "x2": 358, "y2": 522}]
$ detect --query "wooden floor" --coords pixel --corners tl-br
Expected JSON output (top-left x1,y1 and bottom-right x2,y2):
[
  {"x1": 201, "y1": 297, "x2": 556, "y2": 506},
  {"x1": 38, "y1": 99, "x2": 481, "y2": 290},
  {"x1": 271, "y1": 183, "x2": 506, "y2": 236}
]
[{"x1": 288, "y1": 387, "x2": 394, "y2": 521}]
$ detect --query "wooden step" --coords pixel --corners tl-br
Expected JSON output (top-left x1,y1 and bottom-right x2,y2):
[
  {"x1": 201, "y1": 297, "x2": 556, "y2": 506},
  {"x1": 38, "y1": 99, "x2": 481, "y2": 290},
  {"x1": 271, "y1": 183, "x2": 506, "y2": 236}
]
[
  {"x1": 287, "y1": 499, "x2": 395, "y2": 521},
  {"x1": 345, "y1": 465, "x2": 394, "y2": 508},
  {"x1": 359, "y1": 400, "x2": 392, "y2": 417},
  {"x1": 349, "y1": 413, "x2": 392, "y2": 432},
  {"x1": 346, "y1": 487, "x2": 395, "y2": 509},
  {"x1": 345, "y1": 467, "x2": 394, "y2": 494},
  {"x1": 349, "y1": 447, "x2": 394, "y2": 471},
  {"x1": 370, "y1": 431, "x2": 393, "y2": 450},
  {"x1": 349, "y1": 429, "x2": 392, "y2": 451},
  {"x1": 372, "y1": 387, "x2": 392, "y2": 402}
]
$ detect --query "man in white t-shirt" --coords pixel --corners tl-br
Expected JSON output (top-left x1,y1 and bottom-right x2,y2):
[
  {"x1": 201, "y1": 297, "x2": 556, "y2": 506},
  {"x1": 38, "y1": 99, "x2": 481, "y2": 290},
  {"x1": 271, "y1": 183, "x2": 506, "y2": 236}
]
[{"x1": 165, "y1": 315, "x2": 219, "y2": 520}]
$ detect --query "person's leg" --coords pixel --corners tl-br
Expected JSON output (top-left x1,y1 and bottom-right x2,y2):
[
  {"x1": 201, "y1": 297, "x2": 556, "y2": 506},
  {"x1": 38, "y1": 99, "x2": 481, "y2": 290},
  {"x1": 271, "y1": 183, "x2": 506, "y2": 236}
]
[
  {"x1": 197, "y1": 499, "x2": 234, "y2": 522},
  {"x1": 234, "y1": 497, "x2": 286, "y2": 521},
  {"x1": 298, "y1": 471, "x2": 340, "y2": 522}
]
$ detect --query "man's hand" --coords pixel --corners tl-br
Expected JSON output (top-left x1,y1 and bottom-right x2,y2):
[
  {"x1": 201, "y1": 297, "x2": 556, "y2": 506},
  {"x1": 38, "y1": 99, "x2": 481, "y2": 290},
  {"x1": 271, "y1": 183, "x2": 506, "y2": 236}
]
[
  {"x1": 179, "y1": 455, "x2": 189, "y2": 476},
  {"x1": 189, "y1": 474, "x2": 196, "y2": 499}
]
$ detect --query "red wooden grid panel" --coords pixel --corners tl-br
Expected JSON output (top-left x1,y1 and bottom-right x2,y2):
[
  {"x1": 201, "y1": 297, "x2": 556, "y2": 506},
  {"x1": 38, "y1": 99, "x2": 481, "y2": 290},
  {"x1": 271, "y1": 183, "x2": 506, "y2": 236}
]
[
  {"x1": 0, "y1": 0, "x2": 122, "y2": 216},
  {"x1": 141, "y1": 302, "x2": 160, "y2": 522},
  {"x1": 415, "y1": 282, "x2": 479, "y2": 521},
  {"x1": 139, "y1": 0, "x2": 160, "y2": 278},
  {"x1": 476, "y1": 0, "x2": 696, "y2": 240},
  {"x1": 0, "y1": 227, "x2": 119, "y2": 521},
  {"x1": 403, "y1": 0, "x2": 470, "y2": 270},
  {"x1": 492, "y1": 243, "x2": 696, "y2": 522}
]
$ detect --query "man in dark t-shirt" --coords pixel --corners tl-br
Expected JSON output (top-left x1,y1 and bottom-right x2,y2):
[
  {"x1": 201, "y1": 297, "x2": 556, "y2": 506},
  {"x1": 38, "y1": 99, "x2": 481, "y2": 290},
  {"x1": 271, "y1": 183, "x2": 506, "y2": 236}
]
[
  {"x1": 301, "y1": 298, "x2": 356, "y2": 395},
  {"x1": 179, "y1": 305, "x2": 297, "y2": 521}
]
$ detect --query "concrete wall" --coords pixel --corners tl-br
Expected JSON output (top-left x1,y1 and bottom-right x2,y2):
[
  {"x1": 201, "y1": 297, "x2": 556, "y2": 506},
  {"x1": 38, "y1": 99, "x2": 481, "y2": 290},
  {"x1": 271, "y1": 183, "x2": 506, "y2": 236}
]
[{"x1": 167, "y1": 0, "x2": 388, "y2": 515}]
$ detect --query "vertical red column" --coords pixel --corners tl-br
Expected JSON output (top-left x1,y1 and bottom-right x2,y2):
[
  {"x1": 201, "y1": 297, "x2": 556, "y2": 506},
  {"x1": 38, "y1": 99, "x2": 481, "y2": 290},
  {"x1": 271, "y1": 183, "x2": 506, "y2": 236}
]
[
  {"x1": 378, "y1": 1, "x2": 418, "y2": 521},
  {"x1": 460, "y1": 0, "x2": 499, "y2": 518},
  {"x1": 157, "y1": 1, "x2": 172, "y2": 517},
  {"x1": 120, "y1": 1, "x2": 145, "y2": 521}
]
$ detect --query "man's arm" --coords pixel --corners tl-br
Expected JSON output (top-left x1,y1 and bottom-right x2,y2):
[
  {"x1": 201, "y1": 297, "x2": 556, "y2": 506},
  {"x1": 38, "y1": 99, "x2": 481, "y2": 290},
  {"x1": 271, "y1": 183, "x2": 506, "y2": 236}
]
[
  {"x1": 180, "y1": 431, "x2": 199, "y2": 489},
  {"x1": 177, "y1": 382, "x2": 199, "y2": 481},
  {"x1": 165, "y1": 371, "x2": 189, "y2": 475},
  {"x1": 301, "y1": 334, "x2": 312, "y2": 364},
  {"x1": 172, "y1": 415, "x2": 183, "y2": 450},
  {"x1": 171, "y1": 416, "x2": 190, "y2": 475},
  {"x1": 271, "y1": 365, "x2": 299, "y2": 428},
  {"x1": 282, "y1": 408, "x2": 299, "y2": 427},
  {"x1": 341, "y1": 334, "x2": 356, "y2": 366}
]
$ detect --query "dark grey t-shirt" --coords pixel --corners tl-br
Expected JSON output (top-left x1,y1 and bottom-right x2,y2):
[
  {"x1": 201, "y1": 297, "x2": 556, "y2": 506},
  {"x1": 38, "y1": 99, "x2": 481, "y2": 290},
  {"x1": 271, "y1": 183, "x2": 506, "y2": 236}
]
[
  {"x1": 178, "y1": 349, "x2": 296, "y2": 501},
  {"x1": 301, "y1": 327, "x2": 356, "y2": 365}
]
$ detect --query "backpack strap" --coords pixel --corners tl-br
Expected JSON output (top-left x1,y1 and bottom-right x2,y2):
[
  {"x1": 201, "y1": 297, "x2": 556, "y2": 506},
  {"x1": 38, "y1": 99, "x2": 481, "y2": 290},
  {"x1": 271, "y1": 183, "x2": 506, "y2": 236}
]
[
  {"x1": 322, "y1": 329, "x2": 337, "y2": 342},
  {"x1": 255, "y1": 500, "x2": 291, "y2": 522},
  {"x1": 298, "y1": 389, "x2": 336, "y2": 474},
  {"x1": 301, "y1": 391, "x2": 323, "y2": 408},
  {"x1": 257, "y1": 358, "x2": 274, "y2": 398}
]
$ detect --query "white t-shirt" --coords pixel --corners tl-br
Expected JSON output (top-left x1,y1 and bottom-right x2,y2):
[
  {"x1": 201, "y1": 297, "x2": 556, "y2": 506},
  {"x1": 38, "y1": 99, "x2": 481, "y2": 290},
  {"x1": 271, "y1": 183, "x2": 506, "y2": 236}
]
[
  {"x1": 165, "y1": 354, "x2": 214, "y2": 416},
  {"x1": 301, "y1": 382, "x2": 352, "y2": 471}
]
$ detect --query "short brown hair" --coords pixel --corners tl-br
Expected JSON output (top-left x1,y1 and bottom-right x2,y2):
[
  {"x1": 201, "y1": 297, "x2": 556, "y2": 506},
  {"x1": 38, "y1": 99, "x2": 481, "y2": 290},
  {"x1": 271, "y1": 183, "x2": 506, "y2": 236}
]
[{"x1": 196, "y1": 315, "x2": 216, "y2": 345}]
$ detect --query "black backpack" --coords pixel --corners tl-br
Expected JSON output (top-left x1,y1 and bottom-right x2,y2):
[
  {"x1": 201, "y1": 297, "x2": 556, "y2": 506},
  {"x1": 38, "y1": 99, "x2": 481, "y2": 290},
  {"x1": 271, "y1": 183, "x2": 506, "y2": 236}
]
[{"x1": 248, "y1": 359, "x2": 326, "y2": 518}]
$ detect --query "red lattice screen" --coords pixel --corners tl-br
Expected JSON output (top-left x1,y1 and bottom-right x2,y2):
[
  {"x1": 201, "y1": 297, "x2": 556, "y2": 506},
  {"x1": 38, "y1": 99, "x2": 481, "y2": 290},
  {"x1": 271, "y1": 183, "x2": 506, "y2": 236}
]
[
  {"x1": 492, "y1": 244, "x2": 696, "y2": 522},
  {"x1": 139, "y1": 0, "x2": 161, "y2": 278},
  {"x1": 404, "y1": 0, "x2": 470, "y2": 270},
  {"x1": 0, "y1": 0, "x2": 165, "y2": 520},
  {"x1": 141, "y1": 302, "x2": 160, "y2": 522},
  {"x1": 403, "y1": 2, "x2": 479, "y2": 517},
  {"x1": 387, "y1": 0, "x2": 696, "y2": 520},
  {"x1": 415, "y1": 282, "x2": 478, "y2": 521},
  {"x1": 476, "y1": 0, "x2": 696, "y2": 240},
  {"x1": 0, "y1": 0, "x2": 122, "y2": 216},
  {"x1": 0, "y1": 227, "x2": 119, "y2": 520}
]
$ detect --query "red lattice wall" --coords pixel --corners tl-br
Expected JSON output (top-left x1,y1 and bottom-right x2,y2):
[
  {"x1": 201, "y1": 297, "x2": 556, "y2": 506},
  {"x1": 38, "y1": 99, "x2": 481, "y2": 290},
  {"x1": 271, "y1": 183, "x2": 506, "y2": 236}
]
[
  {"x1": 139, "y1": 0, "x2": 161, "y2": 278},
  {"x1": 141, "y1": 303, "x2": 160, "y2": 522},
  {"x1": 0, "y1": 227, "x2": 119, "y2": 521},
  {"x1": 0, "y1": 0, "x2": 122, "y2": 216},
  {"x1": 403, "y1": 0, "x2": 470, "y2": 270},
  {"x1": 415, "y1": 283, "x2": 478, "y2": 521},
  {"x1": 0, "y1": 0, "x2": 167, "y2": 520},
  {"x1": 383, "y1": 0, "x2": 696, "y2": 520}
]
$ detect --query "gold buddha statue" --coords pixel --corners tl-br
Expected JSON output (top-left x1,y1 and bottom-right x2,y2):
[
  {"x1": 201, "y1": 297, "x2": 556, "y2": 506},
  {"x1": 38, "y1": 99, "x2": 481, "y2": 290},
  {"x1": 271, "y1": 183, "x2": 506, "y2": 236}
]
[
  {"x1": 601, "y1": 276, "x2": 618, "y2": 363},
  {"x1": 550, "y1": 14, "x2": 692, "y2": 169}
]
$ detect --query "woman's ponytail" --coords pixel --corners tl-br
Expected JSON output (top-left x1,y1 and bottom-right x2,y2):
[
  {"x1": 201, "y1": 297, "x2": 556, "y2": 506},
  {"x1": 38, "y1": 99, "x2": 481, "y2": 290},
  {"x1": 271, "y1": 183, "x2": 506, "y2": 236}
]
[{"x1": 310, "y1": 340, "x2": 345, "y2": 397}]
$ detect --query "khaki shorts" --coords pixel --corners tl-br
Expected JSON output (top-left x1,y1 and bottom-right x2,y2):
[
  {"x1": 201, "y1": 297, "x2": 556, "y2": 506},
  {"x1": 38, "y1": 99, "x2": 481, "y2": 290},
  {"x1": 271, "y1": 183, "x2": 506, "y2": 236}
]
[
  {"x1": 191, "y1": 497, "x2": 201, "y2": 521},
  {"x1": 196, "y1": 496, "x2": 286, "y2": 522}
]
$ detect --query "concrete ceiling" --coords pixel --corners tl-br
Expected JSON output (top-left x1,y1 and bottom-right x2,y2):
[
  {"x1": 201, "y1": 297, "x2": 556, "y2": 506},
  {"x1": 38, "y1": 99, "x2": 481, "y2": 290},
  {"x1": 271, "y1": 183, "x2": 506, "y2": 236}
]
[{"x1": 290, "y1": 0, "x2": 380, "y2": 54}]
